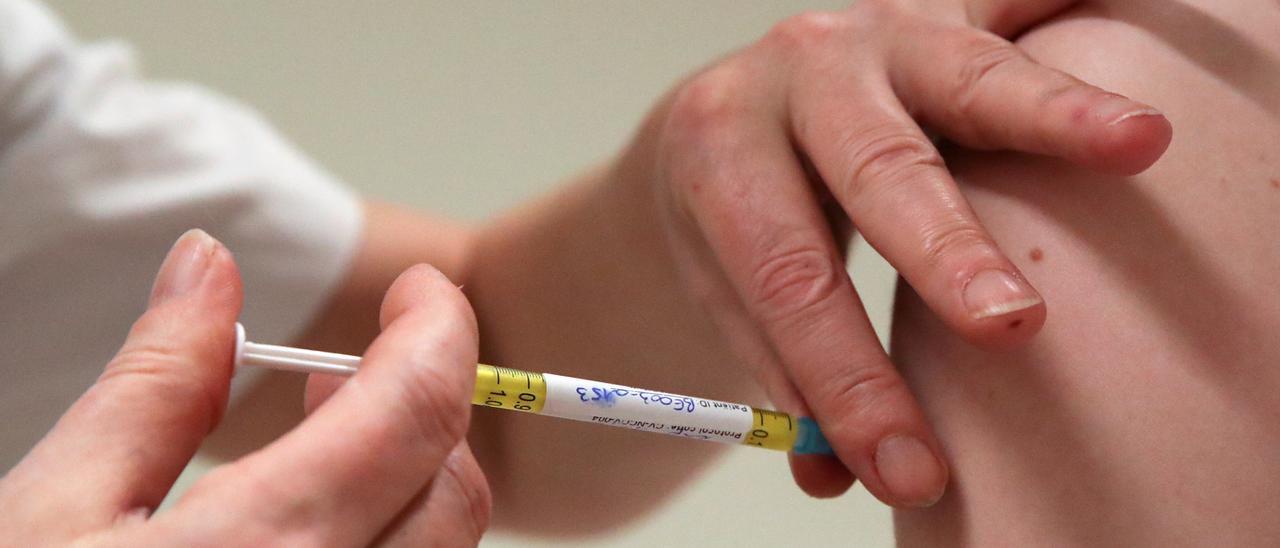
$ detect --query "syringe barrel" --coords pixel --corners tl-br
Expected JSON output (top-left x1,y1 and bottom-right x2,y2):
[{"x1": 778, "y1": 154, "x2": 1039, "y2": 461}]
[
  {"x1": 470, "y1": 364, "x2": 833, "y2": 455},
  {"x1": 233, "y1": 324, "x2": 834, "y2": 456}
]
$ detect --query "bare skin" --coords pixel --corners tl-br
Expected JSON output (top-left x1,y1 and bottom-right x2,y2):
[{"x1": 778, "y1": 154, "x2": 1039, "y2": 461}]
[
  {"x1": 206, "y1": 0, "x2": 1183, "y2": 537},
  {"x1": 252, "y1": 0, "x2": 1173, "y2": 535},
  {"x1": 891, "y1": 1, "x2": 1280, "y2": 545},
  {"x1": 19, "y1": 0, "x2": 1234, "y2": 544}
]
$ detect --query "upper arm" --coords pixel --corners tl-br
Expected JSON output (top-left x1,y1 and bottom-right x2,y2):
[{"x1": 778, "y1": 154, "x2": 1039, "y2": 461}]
[{"x1": 890, "y1": 2, "x2": 1280, "y2": 545}]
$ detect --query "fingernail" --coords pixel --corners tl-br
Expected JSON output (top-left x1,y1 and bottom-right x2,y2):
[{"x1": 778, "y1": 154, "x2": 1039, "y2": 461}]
[
  {"x1": 1095, "y1": 95, "x2": 1163, "y2": 126},
  {"x1": 962, "y1": 269, "x2": 1041, "y2": 320},
  {"x1": 875, "y1": 435, "x2": 946, "y2": 507},
  {"x1": 150, "y1": 229, "x2": 217, "y2": 306}
]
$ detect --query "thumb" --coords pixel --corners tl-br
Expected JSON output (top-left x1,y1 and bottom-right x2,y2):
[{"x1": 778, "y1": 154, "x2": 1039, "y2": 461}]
[{"x1": 2, "y1": 229, "x2": 242, "y2": 537}]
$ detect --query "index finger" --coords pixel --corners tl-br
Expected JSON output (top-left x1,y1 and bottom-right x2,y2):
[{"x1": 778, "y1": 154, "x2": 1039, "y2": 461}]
[
  {"x1": 891, "y1": 25, "x2": 1172, "y2": 175},
  {"x1": 178, "y1": 265, "x2": 478, "y2": 544},
  {"x1": 661, "y1": 83, "x2": 949, "y2": 506}
]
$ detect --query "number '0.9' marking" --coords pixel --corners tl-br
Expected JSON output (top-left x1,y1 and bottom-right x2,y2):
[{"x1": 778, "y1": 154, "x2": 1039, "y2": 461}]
[{"x1": 473, "y1": 365, "x2": 546, "y2": 414}]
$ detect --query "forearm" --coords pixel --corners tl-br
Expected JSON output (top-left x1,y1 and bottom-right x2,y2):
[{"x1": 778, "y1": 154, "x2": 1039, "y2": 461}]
[{"x1": 463, "y1": 160, "x2": 762, "y2": 534}]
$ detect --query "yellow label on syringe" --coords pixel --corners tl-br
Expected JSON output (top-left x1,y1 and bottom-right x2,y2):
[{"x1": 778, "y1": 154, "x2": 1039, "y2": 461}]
[
  {"x1": 472, "y1": 364, "x2": 547, "y2": 414},
  {"x1": 742, "y1": 409, "x2": 799, "y2": 451}
]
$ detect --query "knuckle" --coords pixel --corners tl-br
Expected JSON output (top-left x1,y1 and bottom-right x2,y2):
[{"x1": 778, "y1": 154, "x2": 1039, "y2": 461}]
[
  {"x1": 105, "y1": 343, "x2": 184, "y2": 378},
  {"x1": 949, "y1": 34, "x2": 1023, "y2": 119},
  {"x1": 845, "y1": 0, "x2": 917, "y2": 32},
  {"x1": 667, "y1": 66, "x2": 746, "y2": 142},
  {"x1": 749, "y1": 240, "x2": 842, "y2": 323},
  {"x1": 1032, "y1": 79, "x2": 1090, "y2": 143},
  {"x1": 918, "y1": 216, "x2": 993, "y2": 270},
  {"x1": 99, "y1": 345, "x2": 223, "y2": 430},
  {"x1": 1038, "y1": 79, "x2": 1088, "y2": 113},
  {"x1": 763, "y1": 11, "x2": 845, "y2": 54},
  {"x1": 822, "y1": 362, "x2": 903, "y2": 421},
  {"x1": 441, "y1": 449, "x2": 493, "y2": 541},
  {"x1": 841, "y1": 129, "x2": 943, "y2": 201}
]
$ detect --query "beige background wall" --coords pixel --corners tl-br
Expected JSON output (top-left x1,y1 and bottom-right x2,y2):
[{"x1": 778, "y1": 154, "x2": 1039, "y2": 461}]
[{"x1": 53, "y1": 2, "x2": 899, "y2": 546}]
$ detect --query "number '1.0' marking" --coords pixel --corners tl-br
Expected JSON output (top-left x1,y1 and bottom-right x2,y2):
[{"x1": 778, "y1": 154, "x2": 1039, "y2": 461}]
[
  {"x1": 473, "y1": 364, "x2": 547, "y2": 414},
  {"x1": 742, "y1": 408, "x2": 798, "y2": 451}
]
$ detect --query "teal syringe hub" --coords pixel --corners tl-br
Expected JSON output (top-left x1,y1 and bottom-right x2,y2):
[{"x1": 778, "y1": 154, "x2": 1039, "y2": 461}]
[{"x1": 793, "y1": 417, "x2": 834, "y2": 455}]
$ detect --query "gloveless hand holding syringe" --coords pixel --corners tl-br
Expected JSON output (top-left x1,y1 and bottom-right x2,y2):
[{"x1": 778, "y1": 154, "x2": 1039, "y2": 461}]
[{"x1": 235, "y1": 324, "x2": 833, "y2": 455}]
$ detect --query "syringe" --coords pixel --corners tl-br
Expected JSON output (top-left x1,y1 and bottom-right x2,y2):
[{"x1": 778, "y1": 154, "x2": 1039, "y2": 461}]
[{"x1": 234, "y1": 324, "x2": 833, "y2": 455}]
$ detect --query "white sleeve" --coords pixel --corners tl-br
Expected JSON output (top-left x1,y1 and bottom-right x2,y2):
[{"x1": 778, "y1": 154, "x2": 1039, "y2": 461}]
[{"x1": 0, "y1": 0, "x2": 363, "y2": 467}]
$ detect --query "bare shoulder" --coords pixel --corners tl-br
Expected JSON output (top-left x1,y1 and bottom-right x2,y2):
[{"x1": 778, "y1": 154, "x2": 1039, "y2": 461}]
[{"x1": 891, "y1": 1, "x2": 1280, "y2": 545}]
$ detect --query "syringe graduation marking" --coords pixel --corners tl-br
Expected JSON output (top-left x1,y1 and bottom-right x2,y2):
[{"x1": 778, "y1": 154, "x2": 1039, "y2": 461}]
[{"x1": 234, "y1": 324, "x2": 831, "y2": 455}]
